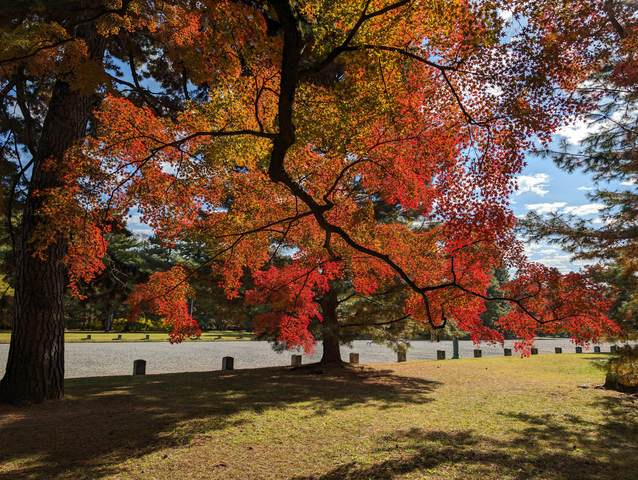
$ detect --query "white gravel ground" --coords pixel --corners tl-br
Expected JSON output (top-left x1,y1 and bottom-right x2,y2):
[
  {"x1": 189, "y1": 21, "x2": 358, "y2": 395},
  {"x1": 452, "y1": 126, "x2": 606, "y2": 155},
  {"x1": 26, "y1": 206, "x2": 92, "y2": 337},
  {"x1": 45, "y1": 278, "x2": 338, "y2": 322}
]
[{"x1": 0, "y1": 338, "x2": 629, "y2": 378}]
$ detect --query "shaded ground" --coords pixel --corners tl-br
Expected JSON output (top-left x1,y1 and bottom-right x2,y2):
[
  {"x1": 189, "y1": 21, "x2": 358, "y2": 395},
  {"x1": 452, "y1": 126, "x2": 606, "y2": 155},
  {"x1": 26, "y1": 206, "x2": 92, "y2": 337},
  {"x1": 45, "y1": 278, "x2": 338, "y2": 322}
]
[{"x1": 0, "y1": 355, "x2": 636, "y2": 479}]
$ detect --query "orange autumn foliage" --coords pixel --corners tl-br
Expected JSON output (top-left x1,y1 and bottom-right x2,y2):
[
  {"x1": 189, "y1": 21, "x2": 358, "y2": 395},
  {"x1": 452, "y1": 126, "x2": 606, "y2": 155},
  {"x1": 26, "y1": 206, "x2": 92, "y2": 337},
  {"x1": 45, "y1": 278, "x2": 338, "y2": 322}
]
[{"x1": 29, "y1": 0, "x2": 631, "y2": 347}]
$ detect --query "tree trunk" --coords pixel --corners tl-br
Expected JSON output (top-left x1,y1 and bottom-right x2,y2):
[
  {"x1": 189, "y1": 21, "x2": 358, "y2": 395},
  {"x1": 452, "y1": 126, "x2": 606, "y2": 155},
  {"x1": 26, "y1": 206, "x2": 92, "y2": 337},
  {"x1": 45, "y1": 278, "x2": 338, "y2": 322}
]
[
  {"x1": 0, "y1": 33, "x2": 104, "y2": 405},
  {"x1": 320, "y1": 288, "x2": 343, "y2": 365}
]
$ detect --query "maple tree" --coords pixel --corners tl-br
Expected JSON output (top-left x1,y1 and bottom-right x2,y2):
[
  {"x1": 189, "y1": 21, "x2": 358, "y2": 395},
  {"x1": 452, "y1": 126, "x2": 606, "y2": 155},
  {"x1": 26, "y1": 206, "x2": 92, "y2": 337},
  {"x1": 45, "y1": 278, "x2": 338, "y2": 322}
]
[
  {"x1": 72, "y1": 1, "x2": 623, "y2": 361},
  {"x1": 0, "y1": 0, "x2": 631, "y2": 403}
]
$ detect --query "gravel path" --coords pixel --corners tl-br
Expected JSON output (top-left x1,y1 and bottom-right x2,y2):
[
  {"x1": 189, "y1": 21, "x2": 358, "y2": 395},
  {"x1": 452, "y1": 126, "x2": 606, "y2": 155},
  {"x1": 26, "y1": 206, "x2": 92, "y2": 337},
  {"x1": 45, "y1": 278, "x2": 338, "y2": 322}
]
[{"x1": 0, "y1": 338, "x2": 628, "y2": 378}]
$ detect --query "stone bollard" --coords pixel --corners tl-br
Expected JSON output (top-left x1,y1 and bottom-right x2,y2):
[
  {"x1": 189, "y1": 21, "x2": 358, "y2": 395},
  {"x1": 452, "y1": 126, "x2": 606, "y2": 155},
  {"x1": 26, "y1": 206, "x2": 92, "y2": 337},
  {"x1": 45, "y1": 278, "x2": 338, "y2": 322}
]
[
  {"x1": 452, "y1": 337, "x2": 459, "y2": 359},
  {"x1": 144, "y1": 334, "x2": 150, "y2": 341},
  {"x1": 555, "y1": 347, "x2": 562, "y2": 354},
  {"x1": 594, "y1": 346, "x2": 601, "y2": 353},
  {"x1": 349, "y1": 353, "x2": 360, "y2": 364},
  {"x1": 84, "y1": 334, "x2": 92, "y2": 341},
  {"x1": 133, "y1": 359, "x2": 146, "y2": 375},
  {"x1": 610, "y1": 345, "x2": 618, "y2": 353},
  {"x1": 437, "y1": 350, "x2": 446, "y2": 360},
  {"x1": 116, "y1": 334, "x2": 122, "y2": 341},
  {"x1": 473, "y1": 349, "x2": 482, "y2": 358},
  {"x1": 504, "y1": 348, "x2": 512, "y2": 356},
  {"x1": 397, "y1": 350, "x2": 407, "y2": 363},
  {"x1": 575, "y1": 346, "x2": 583, "y2": 354},
  {"x1": 531, "y1": 348, "x2": 538, "y2": 355},
  {"x1": 222, "y1": 356, "x2": 234, "y2": 371},
  {"x1": 291, "y1": 354, "x2": 302, "y2": 367}
]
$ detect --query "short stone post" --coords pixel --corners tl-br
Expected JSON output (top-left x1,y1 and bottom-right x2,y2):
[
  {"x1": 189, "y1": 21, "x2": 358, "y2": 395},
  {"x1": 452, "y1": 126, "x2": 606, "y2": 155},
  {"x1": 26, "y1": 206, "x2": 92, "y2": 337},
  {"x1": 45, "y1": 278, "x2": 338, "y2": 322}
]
[
  {"x1": 437, "y1": 350, "x2": 446, "y2": 360},
  {"x1": 291, "y1": 354, "x2": 302, "y2": 367},
  {"x1": 349, "y1": 353, "x2": 359, "y2": 364},
  {"x1": 473, "y1": 349, "x2": 482, "y2": 358},
  {"x1": 222, "y1": 356, "x2": 234, "y2": 371},
  {"x1": 144, "y1": 334, "x2": 150, "y2": 341},
  {"x1": 397, "y1": 350, "x2": 407, "y2": 362},
  {"x1": 504, "y1": 348, "x2": 512, "y2": 356},
  {"x1": 610, "y1": 345, "x2": 618, "y2": 353},
  {"x1": 594, "y1": 346, "x2": 601, "y2": 353},
  {"x1": 452, "y1": 337, "x2": 459, "y2": 359},
  {"x1": 116, "y1": 334, "x2": 122, "y2": 340},
  {"x1": 133, "y1": 359, "x2": 146, "y2": 375},
  {"x1": 84, "y1": 334, "x2": 92, "y2": 341},
  {"x1": 531, "y1": 348, "x2": 538, "y2": 355},
  {"x1": 575, "y1": 346, "x2": 583, "y2": 354},
  {"x1": 555, "y1": 347, "x2": 562, "y2": 354}
]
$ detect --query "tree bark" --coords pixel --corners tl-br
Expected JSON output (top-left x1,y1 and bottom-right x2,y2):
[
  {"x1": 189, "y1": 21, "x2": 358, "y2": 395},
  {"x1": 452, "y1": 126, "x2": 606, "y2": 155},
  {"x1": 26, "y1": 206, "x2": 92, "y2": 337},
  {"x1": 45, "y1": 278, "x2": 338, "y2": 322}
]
[
  {"x1": 0, "y1": 32, "x2": 105, "y2": 405},
  {"x1": 320, "y1": 288, "x2": 343, "y2": 365}
]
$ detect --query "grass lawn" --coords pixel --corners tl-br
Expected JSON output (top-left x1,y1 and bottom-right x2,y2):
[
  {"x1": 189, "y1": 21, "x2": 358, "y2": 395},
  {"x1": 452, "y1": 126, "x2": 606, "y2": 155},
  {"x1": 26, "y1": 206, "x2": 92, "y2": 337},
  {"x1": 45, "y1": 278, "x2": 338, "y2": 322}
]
[
  {"x1": 0, "y1": 354, "x2": 636, "y2": 480},
  {"x1": 0, "y1": 330, "x2": 252, "y2": 344}
]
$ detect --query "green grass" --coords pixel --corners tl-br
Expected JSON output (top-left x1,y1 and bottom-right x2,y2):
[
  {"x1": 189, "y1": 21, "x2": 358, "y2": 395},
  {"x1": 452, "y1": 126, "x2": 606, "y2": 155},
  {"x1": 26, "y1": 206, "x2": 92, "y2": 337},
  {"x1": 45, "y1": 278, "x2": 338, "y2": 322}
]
[
  {"x1": 0, "y1": 330, "x2": 252, "y2": 344},
  {"x1": 0, "y1": 355, "x2": 636, "y2": 479}
]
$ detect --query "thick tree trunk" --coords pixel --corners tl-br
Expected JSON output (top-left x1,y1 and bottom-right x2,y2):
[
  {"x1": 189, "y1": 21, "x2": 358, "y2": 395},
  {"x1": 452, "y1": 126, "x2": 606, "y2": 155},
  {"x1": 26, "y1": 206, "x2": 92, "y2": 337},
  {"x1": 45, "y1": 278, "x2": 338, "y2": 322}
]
[
  {"x1": 0, "y1": 34, "x2": 104, "y2": 405},
  {"x1": 320, "y1": 288, "x2": 343, "y2": 365},
  {"x1": 0, "y1": 235, "x2": 68, "y2": 404}
]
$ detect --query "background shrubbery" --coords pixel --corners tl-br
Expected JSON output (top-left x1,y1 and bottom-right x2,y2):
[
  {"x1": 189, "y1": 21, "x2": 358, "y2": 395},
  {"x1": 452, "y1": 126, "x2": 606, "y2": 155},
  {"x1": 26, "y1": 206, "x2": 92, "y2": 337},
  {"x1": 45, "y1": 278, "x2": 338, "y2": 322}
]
[{"x1": 111, "y1": 316, "x2": 167, "y2": 332}]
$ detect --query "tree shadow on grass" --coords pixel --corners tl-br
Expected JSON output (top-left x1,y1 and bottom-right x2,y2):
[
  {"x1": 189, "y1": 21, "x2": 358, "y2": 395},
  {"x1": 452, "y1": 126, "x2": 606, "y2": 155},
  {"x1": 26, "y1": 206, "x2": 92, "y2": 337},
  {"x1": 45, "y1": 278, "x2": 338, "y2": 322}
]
[
  {"x1": 292, "y1": 392, "x2": 638, "y2": 480},
  {"x1": 0, "y1": 365, "x2": 439, "y2": 479}
]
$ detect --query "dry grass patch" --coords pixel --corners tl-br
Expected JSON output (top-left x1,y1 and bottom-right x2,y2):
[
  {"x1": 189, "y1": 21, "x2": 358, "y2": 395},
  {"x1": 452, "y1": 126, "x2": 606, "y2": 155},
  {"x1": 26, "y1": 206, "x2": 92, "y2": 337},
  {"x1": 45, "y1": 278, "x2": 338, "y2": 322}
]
[
  {"x1": 0, "y1": 330, "x2": 252, "y2": 344},
  {"x1": 0, "y1": 355, "x2": 636, "y2": 479}
]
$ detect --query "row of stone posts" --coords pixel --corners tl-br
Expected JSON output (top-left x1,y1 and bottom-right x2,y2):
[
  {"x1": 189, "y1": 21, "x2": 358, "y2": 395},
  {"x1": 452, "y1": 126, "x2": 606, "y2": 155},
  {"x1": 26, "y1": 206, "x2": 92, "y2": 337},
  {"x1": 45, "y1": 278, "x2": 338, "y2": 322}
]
[
  {"x1": 130, "y1": 343, "x2": 619, "y2": 375},
  {"x1": 431, "y1": 343, "x2": 616, "y2": 360}
]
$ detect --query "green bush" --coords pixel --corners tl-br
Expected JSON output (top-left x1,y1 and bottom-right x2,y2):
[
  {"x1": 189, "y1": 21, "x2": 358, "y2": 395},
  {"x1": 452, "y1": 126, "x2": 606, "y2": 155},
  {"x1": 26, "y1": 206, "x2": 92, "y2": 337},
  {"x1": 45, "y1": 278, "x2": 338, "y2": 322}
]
[{"x1": 112, "y1": 316, "x2": 166, "y2": 332}]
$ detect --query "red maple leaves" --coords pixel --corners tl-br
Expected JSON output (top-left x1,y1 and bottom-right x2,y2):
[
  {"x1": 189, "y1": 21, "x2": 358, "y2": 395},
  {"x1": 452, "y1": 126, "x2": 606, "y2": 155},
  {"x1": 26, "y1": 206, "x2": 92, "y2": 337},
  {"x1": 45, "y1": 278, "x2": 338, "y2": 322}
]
[
  {"x1": 246, "y1": 260, "x2": 342, "y2": 351},
  {"x1": 128, "y1": 267, "x2": 201, "y2": 343},
  {"x1": 38, "y1": 1, "x2": 627, "y2": 349}
]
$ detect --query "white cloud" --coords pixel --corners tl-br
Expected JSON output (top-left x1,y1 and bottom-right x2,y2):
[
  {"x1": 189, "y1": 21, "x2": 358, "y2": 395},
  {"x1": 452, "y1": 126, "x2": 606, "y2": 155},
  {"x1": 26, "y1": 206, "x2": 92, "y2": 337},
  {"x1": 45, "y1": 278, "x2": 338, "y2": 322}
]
[
  {"x1": 523, "y1": 240, "x2": 588, "y2": 273},
  {"x1": 533, "y1": 253, "x2": 588, "y2": 273},
  {"x1": 621, "y1": 178, "x2": 636, "y2": 186},
  {"x1": 516, "y1": 173, "x2": 550, "y2": 196},
  {"x1": 556, "y1": 118, "x2": 599, "y2": 145},
  {"x1": 498, "y1": 9, "x2": 513, "y2": 21},
  {"x1": 127, "y1": 211, "x2": 154, "y2": 237},
  {"x1": 486, "y1": 84, "x2": 504, "y2": 97},
  {"x1": 525, "y1": 202, "x2": 605, "y2": 217},
  {"x1": 525, "y1": 202, "x2": 567, "y2": 214},
  {"x1": 577, "y1": 185, "x2": 595, "y2": 191},
  {"x1": 562, "y1": 203, "x2": 605, "y2": 216}
]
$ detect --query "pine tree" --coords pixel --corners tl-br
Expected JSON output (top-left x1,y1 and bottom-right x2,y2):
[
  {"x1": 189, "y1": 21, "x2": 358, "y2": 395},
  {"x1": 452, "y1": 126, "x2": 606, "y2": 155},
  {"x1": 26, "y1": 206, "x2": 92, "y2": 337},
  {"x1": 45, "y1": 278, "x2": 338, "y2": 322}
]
[{"x1": 520, "y1": 4, "x2": 637, "y2": 335}]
